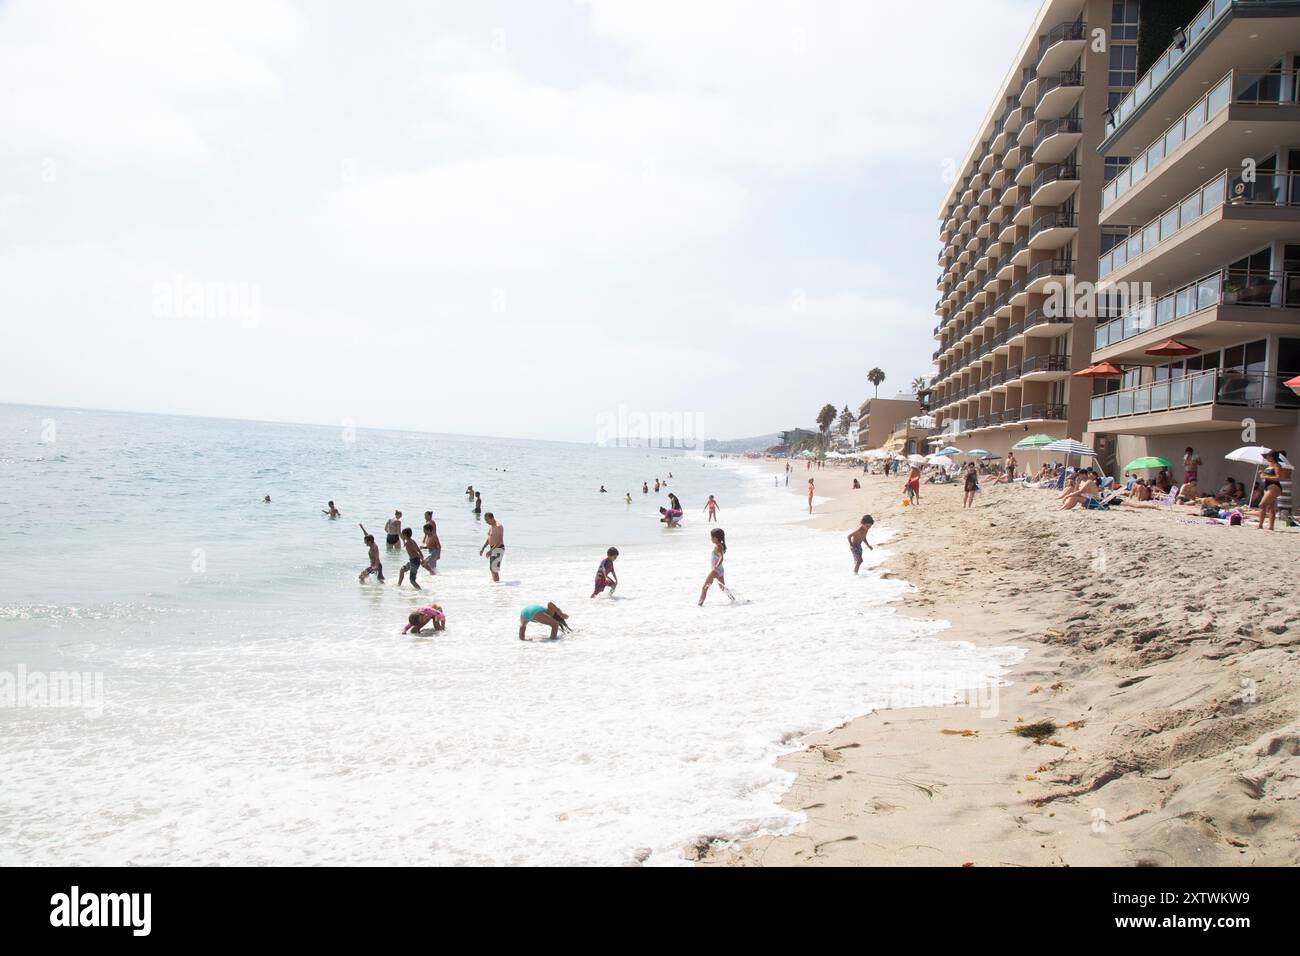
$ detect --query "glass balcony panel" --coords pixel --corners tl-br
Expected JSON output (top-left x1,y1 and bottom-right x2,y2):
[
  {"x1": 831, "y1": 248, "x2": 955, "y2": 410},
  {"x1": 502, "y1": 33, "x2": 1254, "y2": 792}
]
[
  {"x1": 1104, "y1": 393, "x2": 1119, "y2": 417},
  {"x1": 1151, "y1": 384, "x2": 1168, "y2": 412},
  {"x1": 1134, "y1": 386, "x2": 1151, "y2": 414},
  {"x1": 1197, "y1": 273, "x2": 1221, "y2": 310},
  {"x1": 1159, "y1": 208, "x2": 1179, "y2": 241},
  {"x1": 1156, "y1": 295, "x2": 1175, "y2": 326},
  {"x1": 1127, "y1": 233, "x2": 1143, "y2": 260},
  {"x1": 1202, "y1": 174, "x2": 1226, "y2": 209},
  {"x1": 1170, "y1": 379, "x2": 1189, "y2": 407},
  {"x1": 1191, "y1": 372, "x2": 1215, "y2": 405},
  {"x1": 1090, "y1": 395, "x2": 1104, "y2": 418},
  {"x1": 1143, "y1": 222, "x2": 1159, "y2": 251},
  {"x1": 1165, "y1": 123, "x2": 1184, "y2": 153},
  {"x1": 1180, "y1": 193, "x2": 1202, "y2": 223},
  {"x1": 1185, "y1": 100, "x2": 1207, "y2": 138},
  {"x1": 1175, "y1": 286, "x2": 1194, "y2": 319}
]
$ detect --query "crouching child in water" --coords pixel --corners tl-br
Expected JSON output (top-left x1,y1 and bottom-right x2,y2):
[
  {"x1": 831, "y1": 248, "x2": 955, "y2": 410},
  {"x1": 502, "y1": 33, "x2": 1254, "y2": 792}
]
[
  {"x1": 519, "y1": 602, "x2": 571, "y2": 641},
  {"x1": 403, "y1": 604, "x2": 446, "y2": 635}
]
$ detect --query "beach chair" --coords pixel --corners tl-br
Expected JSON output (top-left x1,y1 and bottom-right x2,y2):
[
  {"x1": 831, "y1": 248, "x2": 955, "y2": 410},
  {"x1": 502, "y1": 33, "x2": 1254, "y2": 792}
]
[
  {"x1": 1152, "y1": 484, "x2": 1181, "y2": 507},
  {"x1": 1084, "y1": 490, "x2": 1123, "y2": 511}
]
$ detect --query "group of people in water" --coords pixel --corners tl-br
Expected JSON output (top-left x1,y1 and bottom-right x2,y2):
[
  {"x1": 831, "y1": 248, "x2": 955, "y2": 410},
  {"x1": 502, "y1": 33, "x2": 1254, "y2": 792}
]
[{"x1": 315, "y1": 471, "x2": 795, "y2": 641}]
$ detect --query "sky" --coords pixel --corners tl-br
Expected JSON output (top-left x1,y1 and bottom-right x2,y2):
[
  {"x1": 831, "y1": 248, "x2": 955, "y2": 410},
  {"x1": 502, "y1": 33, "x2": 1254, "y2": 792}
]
[{"x1": 0, "y1": 0, "x2": 1040, "y2": 443}]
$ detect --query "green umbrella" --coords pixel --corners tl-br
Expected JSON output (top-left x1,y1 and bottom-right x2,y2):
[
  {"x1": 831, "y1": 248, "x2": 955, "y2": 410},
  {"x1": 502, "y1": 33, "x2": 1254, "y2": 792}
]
[
  {"x1": 1012, "y1": 434, "x2": 1056, "y2": 449},
  {"x1": 1124, "y1": 456, "x2": 1170, "y2": 471}
]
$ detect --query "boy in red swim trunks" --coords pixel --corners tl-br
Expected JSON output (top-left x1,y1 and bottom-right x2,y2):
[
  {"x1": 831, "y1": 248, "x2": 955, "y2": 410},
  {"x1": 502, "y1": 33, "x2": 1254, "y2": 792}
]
[{"x1": 591, "y1": 547, "x2": 619, "y2": 597}]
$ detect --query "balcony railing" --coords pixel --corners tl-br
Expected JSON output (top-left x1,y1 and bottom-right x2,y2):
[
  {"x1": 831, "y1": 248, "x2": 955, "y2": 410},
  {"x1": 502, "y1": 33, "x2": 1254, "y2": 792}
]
[
  {"x1": 1099, "y1": 169, "x2": 1300, "y2": 278},
  {"x1": 1090, "y1": 369, "x2": 1300, "y2": 421},
  {"x1": 1021, "y1": 354, "x2": 1070, "y2": 376},
  {"x1": 1103, "y1": 70, "x2": 1300, "y2": 210},
  {"x1": 1029, "y1": 211, "x2": 1078, "y2": 242},
  {"x1": 1034, "y1": 116, "x2": 1082, "y2": 149},
  {"x1": 1104, "y1": 0, "x2": 1238, "y2": 138},
  {"x1": 1021, "y1": 402, "x2": 1068, "y2": 421},
  {"x1": 1031, "y1": 163, "x2": 1080, "y2": 198},
  {"x1": 1037, "y1": 19, "x2": 1086, "y2": 63},
  {"x1": 1094, "y1": 268, "x2": 1300, "y2": 352},
  {"x1": 1035, "y1": 70, "x2": 1084, "y2": 110},
  {"x1": 1026, "y1": 258, "x2": 1074, "y2": 286}
]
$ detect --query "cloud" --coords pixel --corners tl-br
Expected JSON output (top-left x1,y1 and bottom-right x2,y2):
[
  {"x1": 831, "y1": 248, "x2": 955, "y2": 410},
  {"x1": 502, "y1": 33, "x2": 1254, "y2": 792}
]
[{"x1": 0, "y1": 0, "x2": 303, "y2": 170}]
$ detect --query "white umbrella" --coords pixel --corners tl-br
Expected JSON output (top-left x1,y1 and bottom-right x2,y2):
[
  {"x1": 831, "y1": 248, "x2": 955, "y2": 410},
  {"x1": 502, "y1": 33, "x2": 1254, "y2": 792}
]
[
  {"x1": 925, "y1": 454, "x2": 950, "y2": 466},
  {"x1": 1043, "y1": 439, "x2": 1096, "y2": 459},
  {"x1": 907, "y1": 454, "x2": 928, "y2": 465},
  {"x1": 1224, "y1": 446, "x2": 1291, "y2": 498}
]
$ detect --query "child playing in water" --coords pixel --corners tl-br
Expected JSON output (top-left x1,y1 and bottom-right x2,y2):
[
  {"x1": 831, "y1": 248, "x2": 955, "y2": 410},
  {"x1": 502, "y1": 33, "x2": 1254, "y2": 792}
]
[
  {"x1": 358, "y1": 524, "x2": 384, "y2": 583},
  {"x1": 397, "y1": 528, "x2": 424, "y2": 590},
  {"x1": 403, "y1": 604, "x2": 445, "y2": 635},
  {"x1": 519, "y1": 602, "x2": 571, "y2": 641},
  {"x1": 323, "y1": 500, "x2": 340, "y2": 518},
  {"x1": 703, "y1": 495, "x2": 719, "y2": 522},
  {"x1": 421, "y1": 521, "x2": 441, "y2": 575},
  {"x1": 659, "y1": 506, "x2": 682, "y2": 528},
  {"x1": 847, "y1": 514, "x2": 874, "y2": 574},
  {"x1": 698, "y1": 528, "x2": 734, "y2": 606},
  {"x1": 592, "y1": 547, "x2": 620, "y2": 597}
]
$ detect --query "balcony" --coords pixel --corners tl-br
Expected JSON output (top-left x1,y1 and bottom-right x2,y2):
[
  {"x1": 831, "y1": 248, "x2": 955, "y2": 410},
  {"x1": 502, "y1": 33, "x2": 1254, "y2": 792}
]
[
  {"x1": 1035, "y1": 70, "x2": 1084, "y2": 121},
  {"x1": 1020, "y1": 354, "x2": 1071, "y2": 381},
  {"x1": 1032, "y1": 116, "x2": 1083, "y2": 164},
  {"x1": 1020, "y1": 402, "x2": 1068, "y2": 423},
  {"x1": 1101, "y1": 0, "x2": 1300, "y2": 152},
  {"x1": 1098, "y1": 169, "x2": 1300, "y2": 282},
  {"x1": 1028, "y1": 211, "x2": 1078, "y2": 250},
  {"x1": 1092, "y1": 268, "x2": 1300, "y2": 363},
  {"x1": 1088, "y1": 369, "x2": 1300, "y2": 435},
  {"x1": 1030, "y1": 163, "x2": 1079, "y2": 206},
  {"x1": 1023, "y1": 307, "x2": 1073, "y2": 337},
  {"x1": 1102, "y1": 69, "x2": 1300, "y2": 225},
  {"x1": 1037, "y1": 19, "x2": 1087, "y2": 76},
  {"x1": 1025, "y1": 257, "x2": 1074, "y2": 294},
  {"x1": 993, "y1": 363, "x2": 1022, "y2": 389}
]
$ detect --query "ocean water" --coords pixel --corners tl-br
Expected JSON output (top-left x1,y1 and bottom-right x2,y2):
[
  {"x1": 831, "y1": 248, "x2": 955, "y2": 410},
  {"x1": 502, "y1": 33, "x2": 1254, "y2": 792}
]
[{"x1": 0, "y1": 404, "x2": 1021, "y2": 865}]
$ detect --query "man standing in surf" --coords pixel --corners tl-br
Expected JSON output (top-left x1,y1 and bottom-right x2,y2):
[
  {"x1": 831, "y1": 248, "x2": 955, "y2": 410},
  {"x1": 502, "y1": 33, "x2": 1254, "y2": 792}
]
[{"x1": 480, "y1": 512, "x2": 505, "y2": 582}]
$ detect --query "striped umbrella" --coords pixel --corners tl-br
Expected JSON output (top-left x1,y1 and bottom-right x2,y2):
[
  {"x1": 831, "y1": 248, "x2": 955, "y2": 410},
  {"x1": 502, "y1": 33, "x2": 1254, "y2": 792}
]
[
  {"x1": 1043, "y1": 438, "x2": 1096, "y2": 467},
  {"x1": 1013, "y1": 434, "x2": 1056, "y2": 449}
]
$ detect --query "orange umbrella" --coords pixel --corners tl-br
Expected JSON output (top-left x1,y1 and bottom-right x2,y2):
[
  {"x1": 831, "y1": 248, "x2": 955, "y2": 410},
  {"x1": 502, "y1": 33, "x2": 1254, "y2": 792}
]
[
  {"x1": 1073, "y1": 361, "x2": 1123, "y2": 378},
  {"x1": 1286, "y1": 374, "x2": 1300, "y2": 396},
  {"x1": 1146, "y1": 339, "x2": 1196, "y2": 357}
]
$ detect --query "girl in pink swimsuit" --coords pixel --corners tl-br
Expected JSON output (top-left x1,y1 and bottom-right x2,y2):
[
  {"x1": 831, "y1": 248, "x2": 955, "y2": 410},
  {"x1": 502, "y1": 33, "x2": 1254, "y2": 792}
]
[{"x1": 403, "y1": 604, "x2": 445, "y2": 635}]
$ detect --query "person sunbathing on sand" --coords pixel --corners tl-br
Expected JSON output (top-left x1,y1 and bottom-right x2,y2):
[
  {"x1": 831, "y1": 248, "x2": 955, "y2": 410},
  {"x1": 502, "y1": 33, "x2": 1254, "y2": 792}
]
[
  {"x1": 519, "y1": 602, "x2": 571, "y2": 641},
  {"x1": 1060, "y1": 471, "x2": 1099, "y2": 510}
]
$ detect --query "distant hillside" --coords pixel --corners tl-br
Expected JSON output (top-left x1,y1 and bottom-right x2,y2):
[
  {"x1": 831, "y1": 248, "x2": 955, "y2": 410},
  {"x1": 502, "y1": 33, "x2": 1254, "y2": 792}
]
[{"x1": 699, "y1": 433, "x2": 782, "y2": 455}]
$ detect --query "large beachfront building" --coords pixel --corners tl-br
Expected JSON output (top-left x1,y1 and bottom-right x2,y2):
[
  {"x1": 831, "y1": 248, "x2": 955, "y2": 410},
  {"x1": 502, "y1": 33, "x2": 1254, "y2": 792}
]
[
  {"x1": 856, "y1": 395, "x2": 921, "y2": 450},
  {"x1": 931, "y1": 0, "x2": 1136, "y2": 459},
  {"x1": 1086, "y1": 0, "x2": 1300, "y2": 485}
]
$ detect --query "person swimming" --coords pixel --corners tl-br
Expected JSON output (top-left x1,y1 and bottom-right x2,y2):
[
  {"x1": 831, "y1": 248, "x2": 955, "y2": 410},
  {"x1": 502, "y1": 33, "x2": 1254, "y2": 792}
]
[{"x1": 519, "y1": 602, "x2": 571, "y2": 641}]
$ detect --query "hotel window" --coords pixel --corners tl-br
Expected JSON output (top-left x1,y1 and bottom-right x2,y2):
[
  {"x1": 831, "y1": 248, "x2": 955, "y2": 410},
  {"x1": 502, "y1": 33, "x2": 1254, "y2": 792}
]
[
  {"x1": 1111, "y1": 1, "x2": 1139, "y2": 42},
  {"x1": 1103, "y1": 156, "x2": 1130, "y2": 183},
  {"x1": 1109, "y1": 44, "x2": 1137, "y2": 88}
]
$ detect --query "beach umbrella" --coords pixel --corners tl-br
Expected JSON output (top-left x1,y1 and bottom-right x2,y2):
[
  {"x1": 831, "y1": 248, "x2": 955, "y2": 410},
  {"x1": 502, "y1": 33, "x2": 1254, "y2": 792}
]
[
  {"x1": 966, "y1": 448, "x2": 995, "y2": 459},
  {"x1": 1012, "y1": 434, "x2": 1056, "y2": 449},
  {"x1": 925, "y1": 454, "x2": 951, "y2": 466},
  {"x1": 1124, "y1": 456, "x2": 1170, "y2": 471},
  {"x1": 1073, "y1": 360, "x2": 1123, "y2": 378},
  {"x1": 1286, "y1": 374, "x2": 1300, "y2": 397},
  {"x1": 1225, "y1": 446, "x2": 1272, "y2": 500},
  {"x1": 1043, "y1": 438, "x2": 1096, "y2": 470},
  {"x1": 1145, "y1": 339, "x2": 1196, "y2": 357},
  {"x1": 935, "y1": 446, "x2": 962, "y2": 457},
  {"x1": 907, "y1": 454, "x2": 929, "y2": 465}
]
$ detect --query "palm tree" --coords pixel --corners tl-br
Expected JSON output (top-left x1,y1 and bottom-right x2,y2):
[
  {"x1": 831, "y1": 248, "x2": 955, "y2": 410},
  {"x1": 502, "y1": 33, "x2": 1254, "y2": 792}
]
[
  {"x1": 910, "y1": 375, "x2": 927, "y2": 396},
  {"x1": 868, "y1": 368, "x2": 886, "y2": 398},
  {"x1": 816, "y1": 403, "x2": 837, "y2": 438},
  {"x1": 837, "y1": 405, "x2": 853, "y2": 436}
]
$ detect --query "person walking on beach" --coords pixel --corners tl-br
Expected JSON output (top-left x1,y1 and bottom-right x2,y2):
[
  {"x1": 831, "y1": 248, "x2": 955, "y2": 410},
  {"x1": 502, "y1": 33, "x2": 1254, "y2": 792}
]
[
  {"x1": 519, "y1": 602, "x2": 571, "y2": 641},
  {"x1": 703, "y1": 495, "x2": 719, "y2": 522},
  {"x1": 699, "y1": 528, "x2": 734, "y2": 605},
  {"x1": 1258, "y1": 450, "x2": 1292, "y2": 530},
  {"x1": 357, "y1": 524, "x2": 384, "y2": 583},
  {"x1": 421, "y1": 520, "x2": 442, "y2": 574},
  {"x1": 962, "y1": 463, "x2": 980, "y2": 509},
  {"x1": 592, "y1": 547, "x2": 619, "y2": 597},
  {"x1": 397, "y1": 528, "x2": 424, "y2": 589},
  {"x1": 807, "y1": 477, "x2": 815, "y2": 514},
  {"x1": 323, "y1": 501, "x2": 340, "y2": 518},
  {"x1": 906, "y1": 466, "x2": 921, "y2": 505},
  {"x1": 847, "y1": 515, "x2": 874, "y2": 574},
  {"x1": 480, "y1": 513, "x2": 505, "y2": 581},
  {"x1": 384, "y1": 511, "x2": 403, "y2": 551}
]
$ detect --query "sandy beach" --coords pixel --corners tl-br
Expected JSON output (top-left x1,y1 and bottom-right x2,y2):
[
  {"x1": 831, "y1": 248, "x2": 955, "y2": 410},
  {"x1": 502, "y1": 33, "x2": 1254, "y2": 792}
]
[{"x1": 700, "y1": 460, "x2": 1300, "y2": 867}]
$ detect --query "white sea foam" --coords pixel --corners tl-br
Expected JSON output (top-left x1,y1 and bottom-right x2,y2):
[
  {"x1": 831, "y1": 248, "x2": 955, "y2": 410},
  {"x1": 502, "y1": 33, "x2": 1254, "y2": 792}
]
[{"x1": 1, "y1": 458, "x2": 1020, "y2": 866}]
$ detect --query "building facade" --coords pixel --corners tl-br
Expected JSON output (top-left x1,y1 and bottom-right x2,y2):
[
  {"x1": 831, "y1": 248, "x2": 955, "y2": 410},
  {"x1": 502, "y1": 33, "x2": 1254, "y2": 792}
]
[
  {"x1": 1086, "y1": 0, "x2": 1300, "y2": 487},
  {"x1": 931, "y1": 0, "x2": 1142, "y2": 458},
  {"x1": 856, "y1": 396, "x2": 921, "y2": 450}
]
